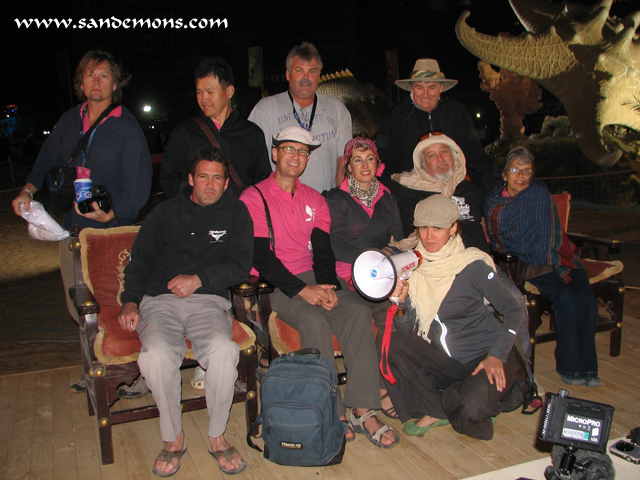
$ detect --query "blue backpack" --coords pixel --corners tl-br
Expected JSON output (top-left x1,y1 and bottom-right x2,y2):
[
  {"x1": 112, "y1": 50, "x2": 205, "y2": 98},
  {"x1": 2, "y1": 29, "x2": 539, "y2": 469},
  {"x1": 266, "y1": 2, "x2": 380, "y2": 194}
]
[{"x1": 252, "y1": 349, "x2": 347, "y2": 466}]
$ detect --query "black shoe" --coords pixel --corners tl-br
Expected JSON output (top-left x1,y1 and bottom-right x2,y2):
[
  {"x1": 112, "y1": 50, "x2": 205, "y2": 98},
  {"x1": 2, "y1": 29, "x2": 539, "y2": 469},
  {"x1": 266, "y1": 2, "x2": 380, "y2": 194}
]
[
  {"x1": 70, "y1": 376, "x2": 87, "y2": 394},
  {"x1": 117, "y1": 376, "x2": 150, "y2": 399}
]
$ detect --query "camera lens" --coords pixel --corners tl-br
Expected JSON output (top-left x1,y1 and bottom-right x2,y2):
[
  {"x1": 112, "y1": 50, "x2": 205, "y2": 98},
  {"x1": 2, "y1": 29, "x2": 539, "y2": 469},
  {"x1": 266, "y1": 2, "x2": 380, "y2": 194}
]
[{"x1": 615, "y1": 441, "x2": 634, "y2": 452}]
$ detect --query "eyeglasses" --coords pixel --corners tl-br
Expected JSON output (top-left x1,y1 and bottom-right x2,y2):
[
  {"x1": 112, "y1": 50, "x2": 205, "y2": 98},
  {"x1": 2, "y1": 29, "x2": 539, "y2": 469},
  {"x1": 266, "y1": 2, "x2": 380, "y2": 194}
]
[
  {"x1": 507, "y1": 167, "x2": 533, "y2": 176},
  {"x1": 419, "y1": 130, "x2": 444, "y2": 141},
  {"x1": 277, "y1": 146, "x2": 311, "y2": 157}
]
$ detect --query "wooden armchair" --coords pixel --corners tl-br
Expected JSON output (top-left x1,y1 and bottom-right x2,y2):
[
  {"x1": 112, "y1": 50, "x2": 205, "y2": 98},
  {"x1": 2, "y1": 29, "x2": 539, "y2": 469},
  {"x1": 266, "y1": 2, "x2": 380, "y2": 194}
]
[
  {"x1": 491, "y1": 193, "x2": 624, "y2": 372},
  {"x1": 230, "y1": 278, "x2": 377, "y2": 386},
  {"x1": 68, "y1": 226, "x2": 260, "y2": 464}
]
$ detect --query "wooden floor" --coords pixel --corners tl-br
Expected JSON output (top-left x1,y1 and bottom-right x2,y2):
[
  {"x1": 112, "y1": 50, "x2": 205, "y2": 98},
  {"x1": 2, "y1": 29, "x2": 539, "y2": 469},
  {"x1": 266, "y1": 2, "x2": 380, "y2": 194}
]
[{"x1": 1, "y1": 313, "x2": 639, "y2": 480}]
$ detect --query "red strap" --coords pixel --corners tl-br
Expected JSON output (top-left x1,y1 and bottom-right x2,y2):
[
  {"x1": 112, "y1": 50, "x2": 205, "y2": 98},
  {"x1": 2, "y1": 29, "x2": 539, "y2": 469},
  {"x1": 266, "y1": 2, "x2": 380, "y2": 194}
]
[{"x1": 379, "y1": 304, "x2": 398, "y2": 384}]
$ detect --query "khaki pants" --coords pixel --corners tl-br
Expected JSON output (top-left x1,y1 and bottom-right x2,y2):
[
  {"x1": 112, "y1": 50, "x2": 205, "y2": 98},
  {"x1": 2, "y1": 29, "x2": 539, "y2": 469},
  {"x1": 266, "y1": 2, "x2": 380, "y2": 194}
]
[{"x1": 137, "y1": 294, "x2": 239, "y2": 442}]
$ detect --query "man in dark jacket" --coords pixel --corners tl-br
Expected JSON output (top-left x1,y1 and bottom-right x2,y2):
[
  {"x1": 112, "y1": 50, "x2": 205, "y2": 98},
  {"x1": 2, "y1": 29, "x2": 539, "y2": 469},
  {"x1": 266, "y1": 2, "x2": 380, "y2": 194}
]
[
  {"x1": 390, "y1": 132, "x2": 489, "y2": 251},
  {"x1": 12, "y1": 50, "x2": 151, "y2": 230},
  {"x1": 160, "y1": 57, "x2": 271, "y2": 199},
  {"x1": 377, "y1": 58, "x2": 498, "y2": 193},
  {"x1": 11, "y1": 50, "x2": 153, "y2": 396},
  {"x1": 118, "y1": 146, "x2": 252, "y2": 476}
]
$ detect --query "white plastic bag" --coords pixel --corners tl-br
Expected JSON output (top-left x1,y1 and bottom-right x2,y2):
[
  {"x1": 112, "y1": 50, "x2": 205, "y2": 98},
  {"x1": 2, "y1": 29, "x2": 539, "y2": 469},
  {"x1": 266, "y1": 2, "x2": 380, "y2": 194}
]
[{"x1": 19, "y1": 200, "x2": 70, "y2": 241}]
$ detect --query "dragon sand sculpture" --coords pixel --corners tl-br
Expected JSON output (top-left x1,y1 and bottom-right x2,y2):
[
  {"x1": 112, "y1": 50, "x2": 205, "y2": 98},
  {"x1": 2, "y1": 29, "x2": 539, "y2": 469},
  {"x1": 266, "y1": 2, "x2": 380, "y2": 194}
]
[{"x1": 456, "y1": 0, "x2": 640, "y2": 167}]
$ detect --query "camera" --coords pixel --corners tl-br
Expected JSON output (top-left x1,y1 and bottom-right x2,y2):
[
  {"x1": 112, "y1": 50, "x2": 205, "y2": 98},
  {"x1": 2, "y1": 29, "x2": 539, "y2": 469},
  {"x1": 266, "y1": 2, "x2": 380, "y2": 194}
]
[
  {"x1": 537, "y1": 389, "x2": 615, "y2": 480},
  {"x1": 609, "y1": 440, "x2": 640, "y2": 465},
  {"x1": 77, "y1": 185, "x2": 113, "y2": 214}
]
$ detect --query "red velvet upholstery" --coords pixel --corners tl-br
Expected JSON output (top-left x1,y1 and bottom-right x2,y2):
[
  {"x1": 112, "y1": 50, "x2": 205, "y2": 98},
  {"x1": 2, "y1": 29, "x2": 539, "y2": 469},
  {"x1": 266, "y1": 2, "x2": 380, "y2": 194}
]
[
  {"x1": 81, "y1": 228, "x2": 140, "y2": 358},
  {"x1": 269, "y1": 313, "x2": 377, "y2": 355}
]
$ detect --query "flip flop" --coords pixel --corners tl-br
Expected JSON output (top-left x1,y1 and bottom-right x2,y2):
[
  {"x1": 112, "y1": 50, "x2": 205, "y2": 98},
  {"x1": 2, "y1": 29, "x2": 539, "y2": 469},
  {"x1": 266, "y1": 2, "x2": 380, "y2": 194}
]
[
  {"x1": 190, "y1": 366, "x2": 205, "y2": 390},
  {"x1": 208, "y1": 446, "x2": 247, "y2": 475},
  {"x1": 152, "y1": 446, "x2": 187, "y2": 477},
  {"x1": 379, "y1": 391, "x2": 399, "y2": 420},
  {"x1": 402, "y1": 419, "x2": 449, "y2": 436},
  {"x1": 349, "y1": 410, "x2": 399, "y2": 448},
  {"x1": 259, "y1": 351, "x2": 270, "y2": 369}
]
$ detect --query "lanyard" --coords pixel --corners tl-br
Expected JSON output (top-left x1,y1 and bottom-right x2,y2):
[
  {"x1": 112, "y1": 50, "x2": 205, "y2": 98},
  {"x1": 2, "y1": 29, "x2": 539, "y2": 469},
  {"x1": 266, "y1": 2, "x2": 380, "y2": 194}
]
[
  {"x1": 80, "y1": 105, "x2": 104, "y2": 164},
  {"x1": 288, "y1": 92, "x2": 317, "y2": 132}
]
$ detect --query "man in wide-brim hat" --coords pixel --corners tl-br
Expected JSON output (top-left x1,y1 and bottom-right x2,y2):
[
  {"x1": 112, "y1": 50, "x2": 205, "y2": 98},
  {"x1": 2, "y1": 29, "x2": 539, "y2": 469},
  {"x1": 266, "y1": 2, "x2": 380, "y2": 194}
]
[
  {"x1": 377, "y1": 58, "x2": 498, "y2": 202},
  {"x1": 394, "y1": 58, "x2": 458, "y2": 96}
]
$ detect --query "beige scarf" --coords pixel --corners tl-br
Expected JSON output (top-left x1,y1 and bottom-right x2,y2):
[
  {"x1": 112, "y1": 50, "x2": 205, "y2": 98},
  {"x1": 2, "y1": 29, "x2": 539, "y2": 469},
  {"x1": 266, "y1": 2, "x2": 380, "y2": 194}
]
[
  {"x1": 390, "y1": 147, "x2": 466, "y2": 197},
  {"x1": 408, "y1": 235, "x2": 495, "y2": 340}
]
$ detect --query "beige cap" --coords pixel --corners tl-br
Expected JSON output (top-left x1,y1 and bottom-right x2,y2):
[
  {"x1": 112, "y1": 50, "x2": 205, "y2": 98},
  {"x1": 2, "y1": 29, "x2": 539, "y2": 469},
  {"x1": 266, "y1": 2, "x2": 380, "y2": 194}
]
[
  {"x1": 413, "y1": 194, "x2": 460, "y2": 228},
  {"x1": 272, "y1": 126, "x2": 321, "y2": 151}
]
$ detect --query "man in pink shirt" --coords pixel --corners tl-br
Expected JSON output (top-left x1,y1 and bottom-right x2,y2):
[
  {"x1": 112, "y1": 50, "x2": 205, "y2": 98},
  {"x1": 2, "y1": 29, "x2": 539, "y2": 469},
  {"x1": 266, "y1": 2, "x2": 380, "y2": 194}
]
[{"x1": 240, "y1": 127, "x2": 399, "y2": 448}]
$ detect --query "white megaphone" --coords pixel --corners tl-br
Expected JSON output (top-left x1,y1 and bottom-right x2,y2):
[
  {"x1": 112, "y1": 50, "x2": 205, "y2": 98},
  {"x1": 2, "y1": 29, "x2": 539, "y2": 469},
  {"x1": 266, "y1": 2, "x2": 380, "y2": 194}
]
[{"x1": 351, "y1": 248, "x2": 422, "y2": 302}]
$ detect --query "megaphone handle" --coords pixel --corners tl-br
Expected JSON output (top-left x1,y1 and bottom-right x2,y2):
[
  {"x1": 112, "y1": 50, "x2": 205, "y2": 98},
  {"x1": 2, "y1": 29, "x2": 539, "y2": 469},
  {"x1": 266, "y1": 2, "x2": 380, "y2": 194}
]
[
  {"x1": 389, "y1": 297, "x2": 406, "y2": 316},
  {"x1": 400, "y1": 270, "x2": 414, "y2": 281}
]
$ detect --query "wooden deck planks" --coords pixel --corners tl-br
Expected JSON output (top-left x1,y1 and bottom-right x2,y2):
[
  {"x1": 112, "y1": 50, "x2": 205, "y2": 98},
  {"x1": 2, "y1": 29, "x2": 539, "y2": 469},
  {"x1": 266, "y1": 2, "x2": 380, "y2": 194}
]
[
  {"x1": 3, "y1": 371, "x2": 37, "y2": 480},
  {"x1": 1, "y1": 313, "x2": 639, "y2": 480},
  {"x1": 52, "y1": 367, "x2": 79, "y2": 480},
  {"x1": 0, "y1": 374, "x2": 21, "y2": 480}
]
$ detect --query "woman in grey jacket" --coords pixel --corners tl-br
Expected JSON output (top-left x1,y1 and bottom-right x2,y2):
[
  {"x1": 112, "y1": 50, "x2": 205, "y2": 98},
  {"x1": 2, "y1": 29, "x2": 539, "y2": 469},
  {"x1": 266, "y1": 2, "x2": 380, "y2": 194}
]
[{"x1": 384, "y1": 194, "x2": 522, "y2": 440}]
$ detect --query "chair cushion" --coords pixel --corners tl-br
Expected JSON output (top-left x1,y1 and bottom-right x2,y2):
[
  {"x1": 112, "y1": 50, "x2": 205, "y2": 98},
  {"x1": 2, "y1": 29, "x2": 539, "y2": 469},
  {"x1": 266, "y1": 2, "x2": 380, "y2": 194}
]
[
  {"x1": 582, "y1": 259, "x2": 624, "y2": 284},
  {"x1": 79, "y1": 227, "x2": 255, "y2": 365},
  {"x1": 93, "y1": 320, "x2": 255, "y2": 365},
  {"x1": 524, "y1": 260, "x2": 623, "y2": 295},
  {"x1": 268, "y1": 311, "x2": 377, "y2": 356}
]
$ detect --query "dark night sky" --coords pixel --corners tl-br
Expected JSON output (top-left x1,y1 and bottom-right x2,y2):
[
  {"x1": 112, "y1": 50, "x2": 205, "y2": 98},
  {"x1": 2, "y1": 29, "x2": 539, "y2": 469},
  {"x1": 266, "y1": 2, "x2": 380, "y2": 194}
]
[{"x1": 2, "y1": 0, "x2": 637, "y2": 141}]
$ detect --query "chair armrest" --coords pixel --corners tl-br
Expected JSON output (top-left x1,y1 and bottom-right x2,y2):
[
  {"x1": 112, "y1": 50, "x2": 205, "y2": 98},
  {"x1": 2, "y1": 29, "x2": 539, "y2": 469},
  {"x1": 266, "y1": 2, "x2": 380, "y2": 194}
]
[
  {"x1": 229, "y1": 276, "x2": 274, "y2": 355},
  {"x1": 70, "y1": 283, "x2": 100, "y2": 347},
  {"x1": 491, "y1": 249, "x2": 519, "y2": 264},
  {"x1": 567, "y1": 232, "x2": 622, "y2": 260},
  {"x1": 567, "y1": 232, "x2": 622, "y2": 251},
  {"x1": 229, "y1": 276, "x2": 275, "y2": 297},
  {"x1": 69, "y1": 283, "x2": 100, "y2": 317}
]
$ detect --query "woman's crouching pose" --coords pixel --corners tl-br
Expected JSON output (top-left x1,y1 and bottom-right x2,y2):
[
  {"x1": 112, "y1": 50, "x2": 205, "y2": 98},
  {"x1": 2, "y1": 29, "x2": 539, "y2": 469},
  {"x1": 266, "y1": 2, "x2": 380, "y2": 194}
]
[{"x1": 384, "y1": 194, "x2": 523, "y2": 440}]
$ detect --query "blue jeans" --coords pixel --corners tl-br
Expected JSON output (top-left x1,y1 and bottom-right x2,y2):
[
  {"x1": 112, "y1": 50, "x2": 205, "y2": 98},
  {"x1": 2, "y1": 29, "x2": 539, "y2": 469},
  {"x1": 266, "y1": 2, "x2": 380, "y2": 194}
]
[{"x1": 528, "y1": 268, "x2": 598, "y2": 379}]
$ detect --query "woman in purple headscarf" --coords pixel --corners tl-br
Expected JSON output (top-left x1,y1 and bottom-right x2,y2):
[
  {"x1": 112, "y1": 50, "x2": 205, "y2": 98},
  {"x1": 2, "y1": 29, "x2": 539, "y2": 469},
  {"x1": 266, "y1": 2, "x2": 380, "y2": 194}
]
[{"x1": 325, "y1": 137, "x2": 404, "y2": 419}]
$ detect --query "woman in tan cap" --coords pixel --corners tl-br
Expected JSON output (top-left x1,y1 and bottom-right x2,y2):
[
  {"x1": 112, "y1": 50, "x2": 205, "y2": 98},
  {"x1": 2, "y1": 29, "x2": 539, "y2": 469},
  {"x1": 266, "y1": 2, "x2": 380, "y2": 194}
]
[{"x1": 380, "y1": 194, "x2": 522, "y2": 440}]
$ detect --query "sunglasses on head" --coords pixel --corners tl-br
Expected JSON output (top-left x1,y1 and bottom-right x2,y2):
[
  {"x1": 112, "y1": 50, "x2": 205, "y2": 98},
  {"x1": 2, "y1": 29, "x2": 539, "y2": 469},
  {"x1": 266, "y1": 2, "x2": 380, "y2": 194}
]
[{"x1": 420, "y1": 130, "x2": 444, "y2": 141}]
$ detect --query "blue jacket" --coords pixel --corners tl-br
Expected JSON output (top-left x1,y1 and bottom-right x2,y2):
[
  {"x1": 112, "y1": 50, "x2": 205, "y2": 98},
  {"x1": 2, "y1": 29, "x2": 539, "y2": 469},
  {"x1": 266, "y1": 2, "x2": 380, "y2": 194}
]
[{"x1": 27, "y1": 103, "x2": 152, "y2": 229}]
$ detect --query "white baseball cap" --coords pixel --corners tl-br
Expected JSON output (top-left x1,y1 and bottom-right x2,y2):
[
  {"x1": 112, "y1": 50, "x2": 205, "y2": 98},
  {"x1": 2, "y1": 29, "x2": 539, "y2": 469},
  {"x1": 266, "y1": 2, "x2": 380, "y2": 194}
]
[{"x1": 272, "y1": 126, "x2": 321, "y2": 151}]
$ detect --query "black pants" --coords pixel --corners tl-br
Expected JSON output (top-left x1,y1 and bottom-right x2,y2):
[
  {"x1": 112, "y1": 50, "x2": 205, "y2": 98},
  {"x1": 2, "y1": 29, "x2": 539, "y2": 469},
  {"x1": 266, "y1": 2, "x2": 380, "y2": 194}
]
[{"x1": 386, "y1": 333, "x2": 518, "y2": 440}]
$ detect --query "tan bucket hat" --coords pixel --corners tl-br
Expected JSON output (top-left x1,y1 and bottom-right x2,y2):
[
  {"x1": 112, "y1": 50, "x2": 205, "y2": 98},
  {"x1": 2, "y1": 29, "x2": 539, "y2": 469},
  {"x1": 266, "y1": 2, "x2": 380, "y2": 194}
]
[{"x1": 395, "y1": 59, "x2": 458, "y2": 92}]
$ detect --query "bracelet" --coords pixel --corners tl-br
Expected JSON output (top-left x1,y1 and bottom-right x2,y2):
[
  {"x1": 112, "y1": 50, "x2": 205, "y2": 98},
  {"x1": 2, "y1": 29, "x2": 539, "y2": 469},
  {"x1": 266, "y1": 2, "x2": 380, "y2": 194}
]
[{"x1": 23, "y1": 188, "x2": 34, "y2": 200}]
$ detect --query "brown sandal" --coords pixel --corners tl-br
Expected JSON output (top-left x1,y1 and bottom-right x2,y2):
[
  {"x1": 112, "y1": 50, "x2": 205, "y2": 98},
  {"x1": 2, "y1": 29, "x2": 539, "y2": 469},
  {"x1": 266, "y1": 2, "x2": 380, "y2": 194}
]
[
  {"x1": 380, "y1": 392, "x2": 399, "y2": 419},
  {"x1": 341, "y1": 419, "x2": 355, "y2": 442}
]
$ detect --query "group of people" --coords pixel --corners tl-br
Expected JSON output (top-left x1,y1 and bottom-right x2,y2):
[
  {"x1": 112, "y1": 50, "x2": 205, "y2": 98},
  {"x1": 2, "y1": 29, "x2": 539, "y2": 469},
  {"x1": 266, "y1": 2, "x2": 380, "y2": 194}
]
[{"x1": 11, "y1": 42, "x2": 602, "y2": 477}]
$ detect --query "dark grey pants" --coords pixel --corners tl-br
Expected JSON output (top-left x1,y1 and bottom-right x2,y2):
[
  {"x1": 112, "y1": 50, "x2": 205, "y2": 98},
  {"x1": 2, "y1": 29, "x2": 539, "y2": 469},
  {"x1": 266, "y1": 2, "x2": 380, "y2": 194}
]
[
  {"x1": 270, "y1": 271, "x2": 381, "y2": 417},
  {"x1": 386, "y1": 333, "x2": 518, "y2": 440}
]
